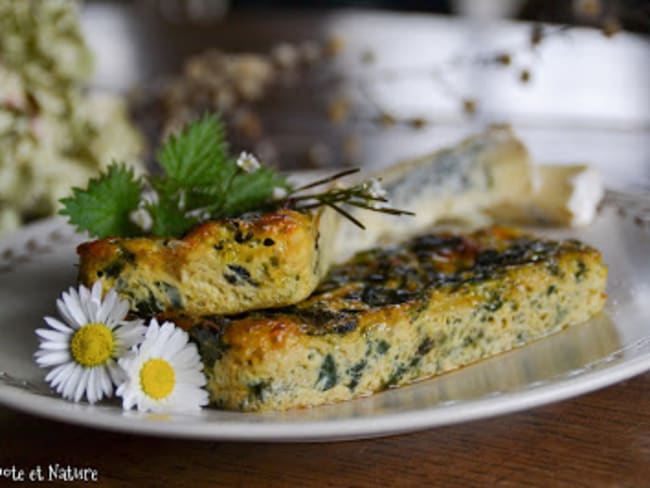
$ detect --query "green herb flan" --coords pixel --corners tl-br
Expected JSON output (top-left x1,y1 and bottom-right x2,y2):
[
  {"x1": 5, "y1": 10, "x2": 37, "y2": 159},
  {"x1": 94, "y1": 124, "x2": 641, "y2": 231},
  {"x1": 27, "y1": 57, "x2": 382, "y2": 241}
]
[
  {"x1": 77, "y1": 208, "x2": 337, "y2": 316},
  {"x1": 163, "y1": 226, "x2": 607, "y2": 412}
]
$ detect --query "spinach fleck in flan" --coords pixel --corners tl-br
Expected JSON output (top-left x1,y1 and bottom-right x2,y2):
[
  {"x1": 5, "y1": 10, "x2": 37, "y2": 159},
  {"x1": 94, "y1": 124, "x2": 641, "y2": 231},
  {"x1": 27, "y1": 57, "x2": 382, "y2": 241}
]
[
  {"x1": 77, "y1": 208, "x2": 337, "y2": 316},
  {"x1": 162, "y1": 227, "x2": 607, "y2": 412}
]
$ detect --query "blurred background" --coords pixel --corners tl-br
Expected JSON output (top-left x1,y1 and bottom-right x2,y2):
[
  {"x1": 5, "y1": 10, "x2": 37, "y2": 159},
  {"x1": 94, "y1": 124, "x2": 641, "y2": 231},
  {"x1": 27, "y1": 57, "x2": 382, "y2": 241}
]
[{"x1": 1, "y1": 0, "x2": 648, "y2": 236}]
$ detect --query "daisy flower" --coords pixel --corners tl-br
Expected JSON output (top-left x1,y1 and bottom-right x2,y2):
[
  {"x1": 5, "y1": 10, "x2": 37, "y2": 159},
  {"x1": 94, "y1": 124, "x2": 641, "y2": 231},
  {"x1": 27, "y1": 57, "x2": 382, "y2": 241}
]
[
  {"x1": 116, "y1": 319, "x2": 208, "y2": 413},
  {"x1": 35, "y1": 282, "x2": 146, "y2": 404}
]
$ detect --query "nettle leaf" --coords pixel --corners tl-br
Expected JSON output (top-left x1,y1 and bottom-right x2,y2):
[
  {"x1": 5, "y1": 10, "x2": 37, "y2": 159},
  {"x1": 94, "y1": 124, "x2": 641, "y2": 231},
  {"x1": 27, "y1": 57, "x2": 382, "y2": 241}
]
[
  {"x1": 222, "y1": 167, "x2": 290, "y2": 217},
  {"x1": 157, "y1": 114, "x2": 229, "y2": 186},
  {"x1": 59, "y1": 163, "x2": 142, "y2": 238},
  {"x1": 147, "y1": 195, "x2": 198, "y2": 237}
]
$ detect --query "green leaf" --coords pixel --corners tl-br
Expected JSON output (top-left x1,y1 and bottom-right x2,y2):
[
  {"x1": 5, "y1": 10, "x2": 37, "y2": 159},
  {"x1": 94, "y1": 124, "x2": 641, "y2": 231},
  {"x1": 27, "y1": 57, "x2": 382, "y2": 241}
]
[
  {"x1": 221, "y1": 167, "x2": 290, "y2": 217},
  {"x1": 59, "y1": 163, "x2": 142, "y2": 238},
  {"x1": 157, "y1": 114, "x2": 229, "y2": 186},
  {"x1": 147, "y1": 195, "x2": 198, "y2": 237}
]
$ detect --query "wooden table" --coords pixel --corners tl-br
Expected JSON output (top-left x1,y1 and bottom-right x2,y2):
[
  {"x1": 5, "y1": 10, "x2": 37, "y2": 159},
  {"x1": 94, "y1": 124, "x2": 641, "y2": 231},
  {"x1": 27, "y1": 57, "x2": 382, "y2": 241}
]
[{"x1": 2, "y1": 372, "x2": 649, "y2": 486}]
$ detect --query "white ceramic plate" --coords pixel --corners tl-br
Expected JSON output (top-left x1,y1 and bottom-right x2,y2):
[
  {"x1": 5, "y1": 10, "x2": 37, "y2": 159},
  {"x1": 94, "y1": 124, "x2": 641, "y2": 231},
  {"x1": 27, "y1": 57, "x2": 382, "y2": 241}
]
[{"x1": 1, "y1": 191, "x2": 649, "y2": 442}]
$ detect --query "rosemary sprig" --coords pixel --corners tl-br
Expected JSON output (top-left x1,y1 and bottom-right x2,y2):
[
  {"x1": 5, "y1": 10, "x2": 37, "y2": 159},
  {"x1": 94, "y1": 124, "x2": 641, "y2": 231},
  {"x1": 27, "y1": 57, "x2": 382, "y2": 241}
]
[{"x1": 281, "y1": 171, "x2": 415, "y2": 229}]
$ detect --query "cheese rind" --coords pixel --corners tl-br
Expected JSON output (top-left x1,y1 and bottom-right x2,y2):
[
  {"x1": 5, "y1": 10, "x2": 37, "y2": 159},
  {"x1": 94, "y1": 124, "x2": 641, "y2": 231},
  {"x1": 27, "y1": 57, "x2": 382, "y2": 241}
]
[{"x1": 487, "y1": 164, "x2": 604, "y2": 227}]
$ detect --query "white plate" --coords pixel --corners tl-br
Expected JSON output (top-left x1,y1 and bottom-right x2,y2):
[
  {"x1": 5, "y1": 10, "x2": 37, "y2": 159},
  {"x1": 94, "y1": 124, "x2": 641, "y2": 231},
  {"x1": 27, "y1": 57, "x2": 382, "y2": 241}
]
[{"x1": 1, "y1": 191, "x2": 649, "y2": 442}]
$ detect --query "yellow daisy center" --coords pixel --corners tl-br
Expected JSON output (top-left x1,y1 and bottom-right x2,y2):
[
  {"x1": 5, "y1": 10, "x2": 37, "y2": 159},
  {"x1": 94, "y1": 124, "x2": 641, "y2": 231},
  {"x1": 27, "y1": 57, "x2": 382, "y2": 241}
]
[
  {"x1": 140, "y1": 358, "x2": 176, "y2": 400},
  {"x1": 70, "y1": 323, "x2": 115, "y2": 367}
]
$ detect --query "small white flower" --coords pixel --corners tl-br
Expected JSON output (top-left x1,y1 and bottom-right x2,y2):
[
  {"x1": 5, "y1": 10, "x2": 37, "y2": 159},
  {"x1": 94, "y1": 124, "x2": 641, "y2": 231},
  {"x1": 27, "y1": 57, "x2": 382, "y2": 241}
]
[
  {"x1": 35, "y1": 283, "x2": 146, "y2": 404},
  {"x1": 236, "y1": 151, "x2": 261, "y2": 173},
  {"x1": 141, "y1": 189, "x2": 159, "y2": 207},
  {"x1": 364, "y1": 178, "x2": 387, "y2": 200},
  {"x1": 129, "y1": 189, "x2": 159, "y2": 232},
  {"x1": 116, "y1": 319, "x2": 208, "y2": 413},
  {"x1": 185, "y1": 208, "x2": 212, "y2": 223},
  {"x1": 178, "y1": 189, "x2": 187, "y2": 211},
  {"x1": 272, "y1": 187, "x2": 288, "y2": 200},
  {"x1": 129, "y1": 207, "x2": 153, "y2": 232}
]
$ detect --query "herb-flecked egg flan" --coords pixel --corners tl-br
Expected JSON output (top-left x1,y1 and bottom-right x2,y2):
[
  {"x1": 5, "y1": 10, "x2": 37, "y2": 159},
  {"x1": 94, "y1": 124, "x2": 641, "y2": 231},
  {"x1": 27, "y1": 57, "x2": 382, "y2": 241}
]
[
  {"x1": 77, "y1": 208, "x2": 338, "y2": 316},
  {"x1": 161, "y1": 227, "x2": 607, "y2": 412}
]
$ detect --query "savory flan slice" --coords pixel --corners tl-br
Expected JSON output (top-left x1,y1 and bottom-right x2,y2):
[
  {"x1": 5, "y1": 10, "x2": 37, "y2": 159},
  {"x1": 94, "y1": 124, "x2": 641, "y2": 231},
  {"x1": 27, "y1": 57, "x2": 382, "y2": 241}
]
[
  {"x1": 165, "y1": 227, "x2": 607, "y2": 411},
  {"x1": 77, "y1": 208, "x2": 338, "y2": 316}
]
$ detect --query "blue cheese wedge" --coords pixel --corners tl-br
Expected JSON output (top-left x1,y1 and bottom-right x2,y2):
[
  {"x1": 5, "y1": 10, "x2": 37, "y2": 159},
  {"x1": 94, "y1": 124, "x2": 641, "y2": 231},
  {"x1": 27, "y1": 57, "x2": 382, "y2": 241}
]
[
  {"x1": 333, "y1": 128, "x2": 604, "y2": 261},
  {"x1": 332, "y1": 125, "x2": 533, "y2": 261}
]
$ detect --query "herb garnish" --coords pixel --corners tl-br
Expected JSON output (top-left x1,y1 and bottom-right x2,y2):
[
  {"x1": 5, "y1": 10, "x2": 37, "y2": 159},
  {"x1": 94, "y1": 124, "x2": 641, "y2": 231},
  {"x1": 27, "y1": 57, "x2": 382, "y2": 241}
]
[{"x1": 60, "y1": 114, "x2": 412, "y2": 238}]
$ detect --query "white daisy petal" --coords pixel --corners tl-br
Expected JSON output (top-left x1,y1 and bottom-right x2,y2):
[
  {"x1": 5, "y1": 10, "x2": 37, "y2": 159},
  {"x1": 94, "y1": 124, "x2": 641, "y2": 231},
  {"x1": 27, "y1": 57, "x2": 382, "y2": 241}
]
[
  {"x1": 62, "y1": 289, "x2": 88, "y2": 327},
  {"x1": 115, "y1": 379, "x2": 126, "y2": 396},
  {"x1": 36, "y1": 350, "x2": 71, "y2": 367},
  {"x1": 35, "y1": 328, "x2": 70, "y2": 343},
  {"x1": 76, "y1": 286, "x2": 91, "y2": 319},
  {"x1": 118, "y1": 388, "x2": 136, "y2": 411},
  {"x1": 96, "y1": 289, "x2": 118, "y2": 324},
  {"x1": 115, "y1": 322, "x2": 146, "y2": 348},
  {"x1": 176, "y1": 371, "x2": 207, "y2": 387},
  {"x1": 99, "y1": 367, "x2": 113, "y2": 397},
  {"x1": 61, "y1": 364, "x2": 82, "y2": 399},
  {"x1": 74, "y1": 369, "x2": 90, "y2": 403},
  {"x1": 151, "y1": 322, "x2": 176, "y2": 356},
  {"x1": 56, "y1": 298, "x2": 81, "y2": 329},
  {"x1": 45, "y1": 362, "x2": 75, "y2": 385},
  {"x1": 110, "y1": 299, "x2": 130, "y2": 325},
  {"x1": 161, "y1": 328, "x2": 189, "y2": 359},
  {"x1": 43, "y1": 316, "x2": 73, "y2": 334},
  {"x1": 82, "y1": 285, "x2": 100, "y2": 322},
  {"x1": 91, "y1": 282, "x2": 103, "y2": 303},
  {"x1": 37, "y1": 340, "x2": 71, "y2": 351},
  {"x1": 171, "y1": 345, "x2": 201, "y2": 365},
  {"x1": 91, "y1": 368, "x2": 103, "y2": 404},
  {"x1": 106, "y1": 360, "x2": 126, "y2": 386},
  {"x1": 137, "y1": 319, "x2": 160, "y2": 357},
  {"x1": 86, "y1": 368, "x2": 98, "y2": 404}
]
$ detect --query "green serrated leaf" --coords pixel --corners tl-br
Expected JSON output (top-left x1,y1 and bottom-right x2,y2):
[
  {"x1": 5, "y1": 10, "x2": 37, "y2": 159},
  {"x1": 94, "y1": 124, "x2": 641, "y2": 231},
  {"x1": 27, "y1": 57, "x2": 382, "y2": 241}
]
[
  {"x1": 147, "y1": 196, "x2": 198, "y2": 237},
  {"x1": 59, "y1": 163, "x2": 142, "y2": 238},
  {"x1": 157, "y1": 114, "x2": 230, "y2": 186},
  {"x1": 221, "y1": 167, "x2": 290, "y2": 217}
]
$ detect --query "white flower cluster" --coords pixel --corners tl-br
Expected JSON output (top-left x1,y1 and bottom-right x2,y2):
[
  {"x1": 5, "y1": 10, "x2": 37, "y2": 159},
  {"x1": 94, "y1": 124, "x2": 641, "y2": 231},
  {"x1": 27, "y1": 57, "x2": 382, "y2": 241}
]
[{"x1": 35, "y1": 283, "x2": 208, "y2": 413}]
